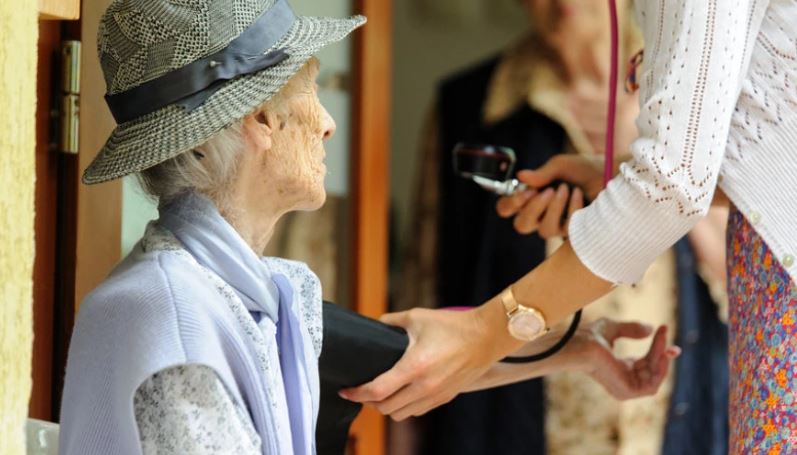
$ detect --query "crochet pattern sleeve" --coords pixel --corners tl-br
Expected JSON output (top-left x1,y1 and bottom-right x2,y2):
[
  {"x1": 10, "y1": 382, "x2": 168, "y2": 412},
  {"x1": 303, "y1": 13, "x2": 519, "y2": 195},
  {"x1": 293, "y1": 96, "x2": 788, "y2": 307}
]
[
  {"x1": 134, "y1": 364, "x2": 261, "y2": 455},
  {"x1": 568, "y1": 0, "x2": 768, "y2": 284}
]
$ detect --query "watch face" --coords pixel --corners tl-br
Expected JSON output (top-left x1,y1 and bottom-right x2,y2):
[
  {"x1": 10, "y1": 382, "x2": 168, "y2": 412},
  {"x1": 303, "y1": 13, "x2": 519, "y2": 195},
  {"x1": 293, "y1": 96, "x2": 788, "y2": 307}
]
[{"x1": 508, "y1": 309, "x2": 545, "y2": 341}]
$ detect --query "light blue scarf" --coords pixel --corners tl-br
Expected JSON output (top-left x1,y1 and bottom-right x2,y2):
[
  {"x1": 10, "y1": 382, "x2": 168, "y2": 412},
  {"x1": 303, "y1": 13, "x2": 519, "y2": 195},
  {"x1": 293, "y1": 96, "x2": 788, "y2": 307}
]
[{"x1": 159, "y1": 192, "x2": 316, "y2": 454}]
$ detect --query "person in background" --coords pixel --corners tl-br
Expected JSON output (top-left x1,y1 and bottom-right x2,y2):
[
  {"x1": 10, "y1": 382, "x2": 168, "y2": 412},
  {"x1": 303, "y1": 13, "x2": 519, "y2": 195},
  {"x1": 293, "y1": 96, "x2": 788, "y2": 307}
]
[{"x1": 392, "y1": 0, "x2": 730, "y2": 454}]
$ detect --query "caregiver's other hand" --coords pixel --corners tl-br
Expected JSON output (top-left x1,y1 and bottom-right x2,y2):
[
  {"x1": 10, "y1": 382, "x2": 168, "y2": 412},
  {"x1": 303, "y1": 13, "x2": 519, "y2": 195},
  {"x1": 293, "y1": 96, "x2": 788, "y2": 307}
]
[
  {"x1": 339, "y1": 305, "x2": 517, "y2": 422},
  {"x1": 496, "y1": 183, "x2": 584, "y2": 237}
]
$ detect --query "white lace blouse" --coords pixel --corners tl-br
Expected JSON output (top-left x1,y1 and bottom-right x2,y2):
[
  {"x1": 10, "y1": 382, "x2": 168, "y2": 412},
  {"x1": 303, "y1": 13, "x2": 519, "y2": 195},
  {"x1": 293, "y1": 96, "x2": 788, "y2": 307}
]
[{"x1": 569, "y1": 0, "x2": 797, "y2": 284}]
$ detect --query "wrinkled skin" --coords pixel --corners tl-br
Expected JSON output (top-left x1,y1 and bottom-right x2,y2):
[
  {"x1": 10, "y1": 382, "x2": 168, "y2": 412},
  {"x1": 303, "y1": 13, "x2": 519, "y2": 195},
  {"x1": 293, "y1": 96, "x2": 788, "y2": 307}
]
[
  {"x1": 224, "y1": 58, "x2": 336, "y2": 252},
  {"x1": 247, "y1": 58, "x2": 335, "y2": 212}
]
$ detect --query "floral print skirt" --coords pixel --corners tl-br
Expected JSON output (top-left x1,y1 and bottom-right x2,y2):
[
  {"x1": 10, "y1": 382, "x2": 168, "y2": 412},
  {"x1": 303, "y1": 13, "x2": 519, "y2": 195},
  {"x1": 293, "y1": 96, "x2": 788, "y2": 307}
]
[{"x1": 728, "y1": 209, "x2": 797, "y2": 454}]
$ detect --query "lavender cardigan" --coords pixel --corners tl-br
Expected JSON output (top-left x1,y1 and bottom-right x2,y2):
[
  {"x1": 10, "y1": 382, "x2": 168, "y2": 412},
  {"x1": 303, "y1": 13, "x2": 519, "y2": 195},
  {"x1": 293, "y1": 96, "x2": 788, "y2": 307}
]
[{"x1": 59, "y1": 193, "x2": 321, "y2": 454}]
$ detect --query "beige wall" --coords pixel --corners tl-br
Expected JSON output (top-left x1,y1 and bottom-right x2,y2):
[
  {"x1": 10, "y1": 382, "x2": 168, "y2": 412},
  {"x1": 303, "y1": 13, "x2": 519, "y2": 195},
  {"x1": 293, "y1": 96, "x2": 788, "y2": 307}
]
[
  {"x1": 390, "y1": 0, "x2": 526, "y2": 248},
  {"x1": 0, "y1": 1, "x2": 39, "y2": 453}
]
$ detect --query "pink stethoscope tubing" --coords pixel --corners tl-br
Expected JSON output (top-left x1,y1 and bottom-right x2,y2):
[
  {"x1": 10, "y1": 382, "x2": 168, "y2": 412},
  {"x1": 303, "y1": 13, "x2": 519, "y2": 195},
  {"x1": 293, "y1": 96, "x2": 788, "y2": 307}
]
[{"x1": 605, "y1": 0, "x2": 619, "y2": 187}]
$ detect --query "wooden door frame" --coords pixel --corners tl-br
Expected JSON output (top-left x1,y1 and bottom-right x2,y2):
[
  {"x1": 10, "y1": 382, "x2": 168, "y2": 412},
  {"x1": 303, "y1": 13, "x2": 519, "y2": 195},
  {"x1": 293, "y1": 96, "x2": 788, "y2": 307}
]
[
  {"x1": 350, "y1": 0, "x2": 392, "y2": 454},
  {"x1": 28, "y1": 0, "x2": 115, "y2": 421},
  {"x1": 31, "y1": 18, "x2": 62, "y2": 422},
  {"x1": 75, "y1": 0, "x2": 122, "y2": 313},
  {"x1": 31, "y1": 0, "x2": 83, "y2": 422}
]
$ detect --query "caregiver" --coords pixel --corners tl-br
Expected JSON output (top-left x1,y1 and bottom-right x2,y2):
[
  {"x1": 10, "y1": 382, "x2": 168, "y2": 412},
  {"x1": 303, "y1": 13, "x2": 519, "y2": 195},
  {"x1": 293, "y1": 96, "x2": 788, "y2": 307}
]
[{"x1": 344, "y1": 1, "x2": 797, "y2": 452}]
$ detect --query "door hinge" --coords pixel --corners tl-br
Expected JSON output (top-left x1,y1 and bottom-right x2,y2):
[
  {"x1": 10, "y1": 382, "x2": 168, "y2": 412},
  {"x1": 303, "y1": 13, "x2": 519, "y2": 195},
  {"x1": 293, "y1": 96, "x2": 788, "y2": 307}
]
[{"x1": 58, "y1": 40, "x2": 81, "y2": 154}]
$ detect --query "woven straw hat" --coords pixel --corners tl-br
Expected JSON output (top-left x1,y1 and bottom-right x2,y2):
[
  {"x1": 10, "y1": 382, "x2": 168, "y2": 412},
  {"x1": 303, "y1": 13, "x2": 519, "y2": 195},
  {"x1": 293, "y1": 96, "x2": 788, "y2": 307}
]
[{"x1": 83, "y1": 0, "x2": 365, "y2": 184}]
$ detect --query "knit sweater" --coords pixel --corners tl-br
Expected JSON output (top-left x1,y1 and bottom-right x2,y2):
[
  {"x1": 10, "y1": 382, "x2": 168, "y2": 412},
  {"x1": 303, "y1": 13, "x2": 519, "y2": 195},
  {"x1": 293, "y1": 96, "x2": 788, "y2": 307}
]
[
  {"x1": 58, "y1": 220, "x2": 321, "y2": 455},
  {"x1": 569, "y1": 0, "x2": 797, "y2": 284}
]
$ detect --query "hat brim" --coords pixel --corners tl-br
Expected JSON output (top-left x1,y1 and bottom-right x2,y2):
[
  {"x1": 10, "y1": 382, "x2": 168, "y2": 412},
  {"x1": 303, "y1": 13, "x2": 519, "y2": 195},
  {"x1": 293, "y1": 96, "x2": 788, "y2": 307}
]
[{"x1": 83, "y1": 15, "x2": 366, "y2": 185}]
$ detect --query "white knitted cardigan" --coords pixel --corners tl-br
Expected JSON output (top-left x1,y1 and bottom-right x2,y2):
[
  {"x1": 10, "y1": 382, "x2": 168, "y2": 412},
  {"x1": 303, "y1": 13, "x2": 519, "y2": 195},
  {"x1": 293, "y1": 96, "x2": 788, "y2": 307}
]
[{"x1": 570, "y1": 0, "x2": 797, "y2": 284}]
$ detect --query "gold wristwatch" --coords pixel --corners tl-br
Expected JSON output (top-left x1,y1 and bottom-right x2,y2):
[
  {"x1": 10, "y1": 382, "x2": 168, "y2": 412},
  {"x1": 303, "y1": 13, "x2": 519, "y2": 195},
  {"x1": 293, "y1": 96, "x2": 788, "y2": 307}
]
[{"x1": 500, "y1": 286, "x2": 549, "y2": 342}]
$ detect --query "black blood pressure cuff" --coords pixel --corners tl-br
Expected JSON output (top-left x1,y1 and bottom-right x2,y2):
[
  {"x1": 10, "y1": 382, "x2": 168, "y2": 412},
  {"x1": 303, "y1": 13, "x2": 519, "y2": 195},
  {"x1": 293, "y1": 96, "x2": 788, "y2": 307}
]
[{"x1": 316, "y1": 302, "x2": 409, "y2": 455}]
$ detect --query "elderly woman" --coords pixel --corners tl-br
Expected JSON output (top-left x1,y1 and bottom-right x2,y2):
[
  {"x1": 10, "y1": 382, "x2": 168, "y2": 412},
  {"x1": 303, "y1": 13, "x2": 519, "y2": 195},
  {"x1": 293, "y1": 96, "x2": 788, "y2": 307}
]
[
  {"x1": 58, "y1": 0, "x2": 364, "y2": 453},
  {"x1": 58, "y1": 0, "x2": 677, "y2": 454}
]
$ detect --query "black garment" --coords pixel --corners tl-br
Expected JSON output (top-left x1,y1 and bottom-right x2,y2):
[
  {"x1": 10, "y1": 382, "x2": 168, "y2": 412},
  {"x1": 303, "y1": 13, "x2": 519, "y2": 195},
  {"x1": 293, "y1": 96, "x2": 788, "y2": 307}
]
[
  {"x1": 316, "y1": 302, "x2": 409, "y2": 455},
  {"x1": 425, "y1": 56, "x2": 558, "y2": 455},
  {"x1": 662, "y1": 240, "x2": 729, "y2": 455}
]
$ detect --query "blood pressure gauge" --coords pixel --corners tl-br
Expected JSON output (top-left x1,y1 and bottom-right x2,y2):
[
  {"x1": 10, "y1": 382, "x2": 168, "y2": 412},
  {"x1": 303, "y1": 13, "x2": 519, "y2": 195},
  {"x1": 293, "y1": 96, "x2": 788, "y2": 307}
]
[{"x1": 452, "y1": 143, "x2": 528, "y2": 196}]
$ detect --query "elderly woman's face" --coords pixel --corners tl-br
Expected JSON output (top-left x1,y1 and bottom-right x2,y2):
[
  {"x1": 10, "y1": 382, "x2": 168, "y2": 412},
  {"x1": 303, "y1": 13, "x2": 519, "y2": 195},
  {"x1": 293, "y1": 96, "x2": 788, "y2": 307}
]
[{"x1": 244, "y1": 59, "x2": 336, "y2": 213}]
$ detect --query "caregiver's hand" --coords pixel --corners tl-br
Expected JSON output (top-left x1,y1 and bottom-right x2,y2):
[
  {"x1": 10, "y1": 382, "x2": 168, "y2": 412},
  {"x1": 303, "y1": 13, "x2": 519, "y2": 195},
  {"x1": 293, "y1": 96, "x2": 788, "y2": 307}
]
[
  {"x1": 496, "y1": 155, "x2": 604, "y2": 238},
  {"x1": 339, "y1": 305, "x2": 519, "y2": 421}
]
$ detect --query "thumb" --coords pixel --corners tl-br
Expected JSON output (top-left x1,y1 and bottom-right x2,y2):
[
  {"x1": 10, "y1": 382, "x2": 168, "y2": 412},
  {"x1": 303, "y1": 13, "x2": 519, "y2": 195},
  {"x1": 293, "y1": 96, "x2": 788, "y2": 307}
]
[
  {"x1": 609, "y1": 321, "x2": 654, "y2": 342},
  {"x1": 380, "y1": 310, "x2": 411, "y2": 328},
  {"x1": 339, "y1": 356, "x2": 414, "y2": 403},
  {"x1": 517, "y1": 156, "x2": 573, "y2": 188},
  {"x1": 517, "y1": 166, "x2": 560, "y2": 189},
  {"x1": 519, "y1": 155, "x2": 600, "y2": 189}
]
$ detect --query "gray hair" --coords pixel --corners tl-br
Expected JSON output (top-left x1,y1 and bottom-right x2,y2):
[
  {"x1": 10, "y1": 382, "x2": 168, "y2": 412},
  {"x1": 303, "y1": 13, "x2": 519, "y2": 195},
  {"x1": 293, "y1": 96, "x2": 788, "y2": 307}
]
[{"x1": 137, "y1": 120, "x2": 245, "y2": 208}]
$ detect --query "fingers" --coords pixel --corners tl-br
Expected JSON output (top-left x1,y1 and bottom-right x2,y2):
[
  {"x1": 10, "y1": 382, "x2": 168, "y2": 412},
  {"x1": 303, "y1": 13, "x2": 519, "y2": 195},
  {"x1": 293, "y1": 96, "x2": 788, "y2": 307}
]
[
  {"x1": 339, "y1": 356, "x2": 415, "y2": 403},
  {"x1": 496, "y1": 190, "x2": 536, "y2": 218},
  {"x1": 641, "y1": 352, "x2": 670, "y2": 393},
  {"x1": 538, "y1": 184, "x2": 570, "y2": 238},
  {"x1": 516, "y1": 155, "x2": 595, "y2": 189},
  {"x1": 369, "y1": 379, "x2": 455, "y2": 421},
  {"x1": 389, "y1": 391, "x2": 457, "y2": 422},
  {"x1": 634, "y1": 327, "x2": 681, "y2": 394},
  {"x1": 598, "y1": 357, "x2": 637, "y2": 400},
  {"x1": 569, "y1": 187, "x2": 585, "y2": 214},
  {"x1": 644, "y1": 326, "x2": 668, "y2": 375},
  {"x1": 516, "y1": 156, "x2": 567, "y2": 188},
  {"x1": 512, "y1": 189, "x2": 556, "y2": 235},
  {"x1": 380, "y1": 310, "x2": 411, "y2": 328},
  {"x1": 650, "y1": 345, "x2": 681, "y2": 385},
  {"x1": 370, "y1": 381, "x2": 424, "y2": 418},
  {"x1": 609, "y1": 321, "x2": 654, "y2": 343},
  {"x1": 597, "y1": 325, "x2": 682, "y2": 401}
]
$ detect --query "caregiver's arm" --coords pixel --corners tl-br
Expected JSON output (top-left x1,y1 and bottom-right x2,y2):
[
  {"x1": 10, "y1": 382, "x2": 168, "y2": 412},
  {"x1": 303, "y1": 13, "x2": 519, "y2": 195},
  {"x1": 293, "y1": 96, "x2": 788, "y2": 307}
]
[
  {"x1": 338, "y1": 242, "x2": 620, "y2": 421},
  {"x1": 343, "y1": 0, "x2": 766, "y2": 419},
  {"x1": 512, "y1": 3, "x2": 766, "y2": 285},
  {"x1": 547, "y1": 0, "x2": 766, "y2": 286}
]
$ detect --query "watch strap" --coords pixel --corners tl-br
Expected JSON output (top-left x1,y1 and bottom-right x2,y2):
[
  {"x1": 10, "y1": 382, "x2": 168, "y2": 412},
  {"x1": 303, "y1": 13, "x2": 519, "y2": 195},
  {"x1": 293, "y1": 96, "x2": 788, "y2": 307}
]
[{"x1": 500, "y1": 286, "x2": 519, "y2": 316}]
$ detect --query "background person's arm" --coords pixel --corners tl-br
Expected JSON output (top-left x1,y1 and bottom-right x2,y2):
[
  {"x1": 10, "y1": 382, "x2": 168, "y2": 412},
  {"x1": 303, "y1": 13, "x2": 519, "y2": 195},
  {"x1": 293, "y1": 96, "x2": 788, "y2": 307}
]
[{"x1": 465, "y1": 319, "x2": 680, "y2": 400}]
